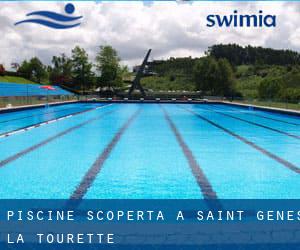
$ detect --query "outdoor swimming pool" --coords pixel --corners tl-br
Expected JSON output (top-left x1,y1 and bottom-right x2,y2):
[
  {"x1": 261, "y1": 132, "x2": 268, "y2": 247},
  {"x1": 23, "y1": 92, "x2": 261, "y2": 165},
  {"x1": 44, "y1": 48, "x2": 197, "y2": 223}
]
[{"x1": 0, "y1": 103, "x2": 298, "y2": 199}]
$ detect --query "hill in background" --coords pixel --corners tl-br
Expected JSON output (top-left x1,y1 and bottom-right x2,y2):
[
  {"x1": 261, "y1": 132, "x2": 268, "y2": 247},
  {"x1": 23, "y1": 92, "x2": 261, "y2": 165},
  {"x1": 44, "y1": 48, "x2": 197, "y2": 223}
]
[{"x1": 143, "y1": 44, "x2": 300, "y2": 103}]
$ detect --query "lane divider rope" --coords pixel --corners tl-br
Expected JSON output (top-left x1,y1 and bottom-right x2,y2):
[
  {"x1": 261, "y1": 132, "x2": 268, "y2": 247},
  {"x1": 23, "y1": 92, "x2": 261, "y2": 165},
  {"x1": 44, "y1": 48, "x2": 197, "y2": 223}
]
[
  {"x1": 70, "y1": 108, "x2": 141, "y2": 200},
  {"x1": 0, "y1": 107, "x2": 116, "y2": 168},
  {"x1": 0, "y1": 104, "x2": 112, "y2": 139},
  {"x1": 160, "y1": 105, "x2": 220, "y2": 205}
]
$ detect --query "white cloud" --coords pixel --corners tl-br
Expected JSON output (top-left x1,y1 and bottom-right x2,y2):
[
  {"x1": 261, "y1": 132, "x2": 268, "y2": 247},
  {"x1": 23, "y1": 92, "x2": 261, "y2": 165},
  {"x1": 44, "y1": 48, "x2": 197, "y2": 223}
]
[{"x1": 0, "y1": 1, "x2": 300, "y2": 70}]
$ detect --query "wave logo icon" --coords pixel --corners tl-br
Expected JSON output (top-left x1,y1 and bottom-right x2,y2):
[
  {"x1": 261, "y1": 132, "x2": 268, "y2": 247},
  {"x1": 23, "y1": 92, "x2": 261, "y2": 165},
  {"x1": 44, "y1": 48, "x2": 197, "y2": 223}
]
[{"x1": 15, "y1": 3, "x2": 82, "y2": 29}]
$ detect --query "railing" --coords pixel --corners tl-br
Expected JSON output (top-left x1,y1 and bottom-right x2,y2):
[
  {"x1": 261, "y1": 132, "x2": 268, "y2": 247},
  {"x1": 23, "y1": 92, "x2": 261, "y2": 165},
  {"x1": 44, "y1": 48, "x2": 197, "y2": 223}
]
[{"x1": 230, "y1": 97, "x2": 300, "y2": 111}]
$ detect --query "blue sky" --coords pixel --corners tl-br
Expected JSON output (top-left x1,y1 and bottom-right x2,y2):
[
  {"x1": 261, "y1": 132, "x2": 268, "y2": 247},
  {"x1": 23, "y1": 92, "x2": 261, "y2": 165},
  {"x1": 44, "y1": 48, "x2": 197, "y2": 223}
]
[{"x1": 0, "y1": 1, "x2": 299, "y2": 69}]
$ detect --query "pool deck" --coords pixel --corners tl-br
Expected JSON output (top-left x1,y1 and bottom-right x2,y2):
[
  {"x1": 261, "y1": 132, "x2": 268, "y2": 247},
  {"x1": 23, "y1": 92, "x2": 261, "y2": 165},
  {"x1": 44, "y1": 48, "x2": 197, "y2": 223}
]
[
  {"x1": 223, "y1": 101, "x2": 300, "y2": 117},
  {"x1": 0, "y1": 99, "x2": 299, "y2": 117},
  {"x1": 0, "y1": 100, "x2": 78, "y2": 114}
]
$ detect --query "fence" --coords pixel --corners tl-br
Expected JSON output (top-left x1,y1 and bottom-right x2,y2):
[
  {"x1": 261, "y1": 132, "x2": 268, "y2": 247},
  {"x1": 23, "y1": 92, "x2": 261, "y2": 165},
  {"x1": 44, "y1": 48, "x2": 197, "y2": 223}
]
[
  {"x1": 231, "y1": 97, "x2": 300, "y2": 111},
  {"x1": 0, "y1": 82, "x2": 77, "y2": 108},
  {"x1": 0, "y1": 85, "x2": 299, "y2": 112}
]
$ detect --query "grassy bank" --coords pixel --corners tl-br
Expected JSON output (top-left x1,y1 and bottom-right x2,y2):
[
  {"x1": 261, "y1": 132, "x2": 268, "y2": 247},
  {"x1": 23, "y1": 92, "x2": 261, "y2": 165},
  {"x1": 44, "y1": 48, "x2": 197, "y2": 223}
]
[
  {"x1": 235, "y1": 65, "x2": 300, "y2": 100},
  {"x1": 0, "y1": 76, "x2": 37, "y2": 84},
  {"x1": 141, "y1": 76, "x2": 195, "y2": 91}
]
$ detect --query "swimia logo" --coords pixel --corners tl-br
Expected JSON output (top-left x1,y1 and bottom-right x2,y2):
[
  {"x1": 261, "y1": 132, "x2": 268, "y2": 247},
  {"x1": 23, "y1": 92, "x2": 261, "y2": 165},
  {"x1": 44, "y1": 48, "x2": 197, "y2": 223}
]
[
  {"x1": 206, "y1": 10, "x2": 276, "y2": 28},
  {"x1": 15, "y1": 3, "x2": 82, "y2": 29}
]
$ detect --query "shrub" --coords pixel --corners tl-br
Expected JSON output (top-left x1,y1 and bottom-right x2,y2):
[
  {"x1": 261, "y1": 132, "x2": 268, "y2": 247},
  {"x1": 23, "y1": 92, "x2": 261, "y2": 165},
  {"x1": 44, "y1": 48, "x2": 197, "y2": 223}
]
[
  {"x1": 279, "y1": 88, "x2": 300, "y2": 103},
  {"x1": 258, "y1": 78, "x2": 283, "y2": 99},
  {"x1": 193, "y1": 57, "x2": 235, "y2": 96},
  {"x1": 169, "y1": 75, "x2": 176, "y2": 82}
]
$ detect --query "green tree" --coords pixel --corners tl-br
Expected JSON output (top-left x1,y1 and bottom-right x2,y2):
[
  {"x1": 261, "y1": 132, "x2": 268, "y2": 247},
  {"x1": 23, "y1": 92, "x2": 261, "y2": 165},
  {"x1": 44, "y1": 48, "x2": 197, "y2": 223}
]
[
  {"x1": 215, "y1": 58, "x2": 235, "y2": 96},
  {"x1": 18, "y1": 60, "x2": 32, "y2": 79},
  {"x1": 194, "y1": 57, "x2": 235, "y2": 96},
  {"x1": 258, "y1": 78, "x2": 283, "y2": 99},
  {"x1": 71, "y1": 46, "x2": 94, "y2": 91},
  {"x1": 29, "y1": 57, "x2": 47, "y2": 83},
  {"x1": 208, "y1": 44, "x2": 300, "y2": 66},
  {"x1": 193, "y1": 57, "x2": 218, "y2": 94},
  {"x1": 280, "y1": 88, "x2": 300, "y2": 102},
  {"x1": 18, "y1": 58, "x2": 47, "y2": 83},
  {"x1": 95, "y1": 45, "x2": 122, "y2": 88},
  {"x1": 50, "y1": 54, "x2": 73, "y2": 85}
]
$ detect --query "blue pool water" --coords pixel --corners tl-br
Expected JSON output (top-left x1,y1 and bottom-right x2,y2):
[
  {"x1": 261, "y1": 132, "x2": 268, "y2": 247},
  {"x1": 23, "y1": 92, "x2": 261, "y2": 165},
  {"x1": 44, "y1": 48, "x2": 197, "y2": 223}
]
[
  {"x1": 0, "y1": 103, "x2": 298, "y2": 199},
  {"x1": 0, "y1": 103, "x2": 103, "y2": 136}
]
